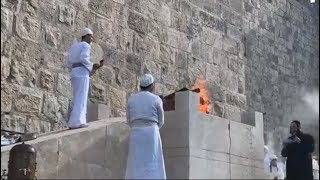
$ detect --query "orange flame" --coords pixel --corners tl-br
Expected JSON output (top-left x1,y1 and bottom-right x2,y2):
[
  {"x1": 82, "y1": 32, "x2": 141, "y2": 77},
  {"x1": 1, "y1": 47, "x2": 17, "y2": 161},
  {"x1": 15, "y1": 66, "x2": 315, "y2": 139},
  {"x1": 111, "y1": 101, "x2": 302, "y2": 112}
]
[{"x1": 192, "y1": 79, "x2": 211, "y2": 114}]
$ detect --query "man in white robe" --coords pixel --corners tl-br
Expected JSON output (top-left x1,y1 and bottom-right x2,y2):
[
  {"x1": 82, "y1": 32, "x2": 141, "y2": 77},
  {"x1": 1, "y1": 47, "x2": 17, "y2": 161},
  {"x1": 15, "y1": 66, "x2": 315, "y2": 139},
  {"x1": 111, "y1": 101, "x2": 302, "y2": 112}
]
[
  {"x1": 66, "y1": 28, "x2": 104, "y2": 129},
  {"x1": 125, "y1": 74, "x2": 166, "y2": 179},
  {"x1": 313, "y1": 156, "x2": 319, "y2": 179},
  {"x1": 267, "y1": 155, "x2": 285, "y2": 179},
  {"x1": 264, "y1": 145, "x2": 273, "y2": 173}
]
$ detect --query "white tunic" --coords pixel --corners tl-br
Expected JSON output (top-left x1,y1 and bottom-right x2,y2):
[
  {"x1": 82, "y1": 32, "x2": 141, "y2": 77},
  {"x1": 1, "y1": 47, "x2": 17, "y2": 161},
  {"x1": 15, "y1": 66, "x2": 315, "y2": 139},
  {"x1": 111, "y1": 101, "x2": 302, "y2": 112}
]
[
  {"x1": 126, "y1": 91, "x2": 164, "y2": 127},
  {"x1": 66, "y1": 41, "x2": 93, "y2": 128},
  {"x1": 267, "y1": 166, "x2": 285, "y2": 179},
  {"x1": 125, "y1": 91, "x2": 166, "y2": 179}
]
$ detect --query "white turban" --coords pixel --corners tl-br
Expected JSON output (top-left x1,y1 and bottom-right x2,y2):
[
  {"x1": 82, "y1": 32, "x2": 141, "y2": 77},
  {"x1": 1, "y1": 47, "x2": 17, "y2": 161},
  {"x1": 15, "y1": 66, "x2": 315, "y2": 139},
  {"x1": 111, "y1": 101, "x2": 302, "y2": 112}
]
[
  {"x1": 81, "y1": 28, "x2": 93, "y2": 37},
  {"x1": 140, "y1": 74, "x2": 154, "y2": 87}
]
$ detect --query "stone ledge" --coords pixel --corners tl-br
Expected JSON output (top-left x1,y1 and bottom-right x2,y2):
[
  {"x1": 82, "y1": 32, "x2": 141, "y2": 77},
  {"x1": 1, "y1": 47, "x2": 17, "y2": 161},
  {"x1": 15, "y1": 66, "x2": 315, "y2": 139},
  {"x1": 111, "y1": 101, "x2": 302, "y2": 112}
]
[{"x1": 1, "y1": 117, "x2": 129, "y2": 179}]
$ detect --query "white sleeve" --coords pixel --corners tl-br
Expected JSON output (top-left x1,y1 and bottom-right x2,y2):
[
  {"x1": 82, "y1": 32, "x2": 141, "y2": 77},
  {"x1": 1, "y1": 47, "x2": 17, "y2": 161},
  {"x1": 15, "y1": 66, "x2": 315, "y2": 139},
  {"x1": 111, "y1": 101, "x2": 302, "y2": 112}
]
[
  {"x1": 79, "y1": 43, "x2": 93, "y2": 72},
  {"x1": 156, "y1": 98, "x2": 164, "y2": 128},
  {"x1": 126, "y1": 100, "x2": 130, "y2": 124}
]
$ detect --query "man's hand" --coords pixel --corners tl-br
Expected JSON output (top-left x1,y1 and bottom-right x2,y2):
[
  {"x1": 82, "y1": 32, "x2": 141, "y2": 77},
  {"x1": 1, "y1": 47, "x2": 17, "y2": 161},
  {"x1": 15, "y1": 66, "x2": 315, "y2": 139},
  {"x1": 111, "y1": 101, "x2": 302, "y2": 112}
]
[
  {"x1": 292, "y1": 136, "x2": 301, "y2": 143},
  {"x1": 90, "y1": 69, "x2": 96, "y2": 77}
]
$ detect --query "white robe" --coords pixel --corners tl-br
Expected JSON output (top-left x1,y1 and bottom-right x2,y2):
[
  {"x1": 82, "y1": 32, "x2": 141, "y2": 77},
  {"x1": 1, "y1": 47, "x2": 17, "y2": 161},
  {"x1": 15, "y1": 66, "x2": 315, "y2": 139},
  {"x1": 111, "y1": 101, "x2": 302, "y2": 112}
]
[
  {"x1": 66, "y1": 41, "x2": 93, "y2": 128},
  {"x1": 125, "y1": 91, "x2": 166, "y2": 179},
  {"x1": 267, "y1": 166, "x2": 285, "y2": 179},
  {"x1": 125, "y1": 124, "x2": 166, "y2": 179},
  {"x1": 313, "y1": 159, "x2": 319, "y2": 179}
]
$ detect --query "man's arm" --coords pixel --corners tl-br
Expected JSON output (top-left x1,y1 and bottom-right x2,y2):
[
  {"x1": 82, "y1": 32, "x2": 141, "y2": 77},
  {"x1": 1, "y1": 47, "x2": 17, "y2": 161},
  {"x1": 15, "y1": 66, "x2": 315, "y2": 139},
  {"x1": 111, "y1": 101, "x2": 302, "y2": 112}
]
[
  {"x1": 79, "y1": 43, "x2": 94, "y2": 72},
  {"x1": 90, "y1": 60, "x2": 104, "y2": 76},
  {"x1": 300, "y1": 134, "x2": 315, "y2": 154},
  {"x1": 156, "y1": 98, "x2": 164, "y2": 128}
]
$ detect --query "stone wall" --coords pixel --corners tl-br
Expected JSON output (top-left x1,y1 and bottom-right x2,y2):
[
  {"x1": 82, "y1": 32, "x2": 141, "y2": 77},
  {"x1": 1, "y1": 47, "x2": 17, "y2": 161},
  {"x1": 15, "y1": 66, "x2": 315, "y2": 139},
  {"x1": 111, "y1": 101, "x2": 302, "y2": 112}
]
[{"x1": 1, "y1": 0, "x2": 319, "y2": 153}]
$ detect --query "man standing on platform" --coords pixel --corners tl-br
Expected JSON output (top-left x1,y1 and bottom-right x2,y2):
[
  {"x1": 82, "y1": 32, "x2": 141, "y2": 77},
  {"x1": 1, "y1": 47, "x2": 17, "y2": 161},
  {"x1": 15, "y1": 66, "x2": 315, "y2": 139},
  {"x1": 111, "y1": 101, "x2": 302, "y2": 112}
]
[{"x1": 66, "y1": 28, "x2": 104, "y2": 129}]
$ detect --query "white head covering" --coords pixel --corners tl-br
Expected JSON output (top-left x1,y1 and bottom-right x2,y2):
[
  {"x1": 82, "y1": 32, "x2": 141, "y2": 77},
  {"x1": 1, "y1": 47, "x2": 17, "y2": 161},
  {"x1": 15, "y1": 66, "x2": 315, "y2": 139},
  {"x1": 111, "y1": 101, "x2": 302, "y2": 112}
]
[
  {"x1": 81, "y1": 28, "x2": 93, "y2": 37},
  {"x1": 140, "y1": 74, "x2": 154, "y2": 87},
  {"x1": 270, "y1": 154, "x2": 278, "y2": 160}
]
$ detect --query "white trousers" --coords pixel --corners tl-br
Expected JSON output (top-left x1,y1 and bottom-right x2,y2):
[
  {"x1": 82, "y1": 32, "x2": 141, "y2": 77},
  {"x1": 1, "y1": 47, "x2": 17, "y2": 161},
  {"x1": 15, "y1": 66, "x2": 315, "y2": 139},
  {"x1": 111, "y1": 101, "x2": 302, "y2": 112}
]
[
  {"x1": 68, "y1": 76, "x2": 90, "y2": 128},
  {"x1": 125, "y1": 125, "x2": 166, "y2": 179}
]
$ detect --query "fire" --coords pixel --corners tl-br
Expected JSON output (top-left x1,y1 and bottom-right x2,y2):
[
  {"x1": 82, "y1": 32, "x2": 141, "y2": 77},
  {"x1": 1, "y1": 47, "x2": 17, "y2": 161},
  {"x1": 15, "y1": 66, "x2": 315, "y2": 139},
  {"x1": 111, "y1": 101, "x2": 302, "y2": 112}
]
[{"x1": 192, "y1": 79, "x2": 211, "y2": 114}]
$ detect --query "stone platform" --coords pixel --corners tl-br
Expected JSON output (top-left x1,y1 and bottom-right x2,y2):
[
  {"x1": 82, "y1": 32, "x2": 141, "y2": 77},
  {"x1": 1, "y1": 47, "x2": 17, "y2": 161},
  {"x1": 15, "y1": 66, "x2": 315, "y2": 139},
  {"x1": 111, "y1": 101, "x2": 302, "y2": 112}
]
[
  {"x1": 2, "y1": 91, "x2": 268, "y2": 179},
  {"x1": 1, "y1": 118, "x2": 130, "y2": 179},
  {"x1": 161, "y1": 91, "x2": 268, "y2": 179}
]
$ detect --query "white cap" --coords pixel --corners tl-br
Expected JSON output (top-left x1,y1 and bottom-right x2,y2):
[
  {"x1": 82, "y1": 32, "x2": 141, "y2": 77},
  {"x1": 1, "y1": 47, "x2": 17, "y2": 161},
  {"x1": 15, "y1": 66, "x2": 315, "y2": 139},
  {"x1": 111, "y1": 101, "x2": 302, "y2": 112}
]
[
  {"x1": 81, "y1": 28, "x2": 93, "y2": 37},
  {"x1": 270, "y1": 154, "x2": 277, "y2": 160},
  {"x1": 140, "y1": 74, "x2": 154, "y2": 87}
]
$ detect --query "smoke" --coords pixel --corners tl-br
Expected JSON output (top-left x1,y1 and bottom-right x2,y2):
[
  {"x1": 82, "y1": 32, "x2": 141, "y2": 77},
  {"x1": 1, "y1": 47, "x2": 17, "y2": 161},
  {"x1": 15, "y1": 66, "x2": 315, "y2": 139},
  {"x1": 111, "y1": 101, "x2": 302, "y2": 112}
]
[
  {"x1": 288, "y1": 89, "x2": 319, "y2": 127},
  {"x1": 265, "y1": 88, "x2": 319, "y2": 157}
]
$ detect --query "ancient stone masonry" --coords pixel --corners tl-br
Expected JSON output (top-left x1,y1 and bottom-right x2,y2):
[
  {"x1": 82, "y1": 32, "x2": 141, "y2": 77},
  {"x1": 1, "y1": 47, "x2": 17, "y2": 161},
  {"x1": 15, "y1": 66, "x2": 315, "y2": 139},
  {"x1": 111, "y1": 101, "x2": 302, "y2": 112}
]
[{"x1": 1, "y1": 0, "x2": 319, "y2": 154}]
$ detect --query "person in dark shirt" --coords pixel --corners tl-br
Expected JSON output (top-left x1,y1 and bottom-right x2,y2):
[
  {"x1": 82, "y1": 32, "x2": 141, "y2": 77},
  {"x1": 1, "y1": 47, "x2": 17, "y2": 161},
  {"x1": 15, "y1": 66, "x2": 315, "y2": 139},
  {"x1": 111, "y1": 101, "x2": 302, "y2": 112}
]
[{"x1": 281, "y1": 120, "x2": 315, "y2": 180}]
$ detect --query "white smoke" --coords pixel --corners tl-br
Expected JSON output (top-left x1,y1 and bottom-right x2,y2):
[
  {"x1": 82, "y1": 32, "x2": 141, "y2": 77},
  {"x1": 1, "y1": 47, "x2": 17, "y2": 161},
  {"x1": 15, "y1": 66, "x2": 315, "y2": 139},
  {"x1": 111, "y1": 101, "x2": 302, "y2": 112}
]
[
  {"x1": 265, "y1": 88, "x2": 319, "y2": 157},
  {"x1": 302, "y1": 90, "x2": 319, "y2": 116}
]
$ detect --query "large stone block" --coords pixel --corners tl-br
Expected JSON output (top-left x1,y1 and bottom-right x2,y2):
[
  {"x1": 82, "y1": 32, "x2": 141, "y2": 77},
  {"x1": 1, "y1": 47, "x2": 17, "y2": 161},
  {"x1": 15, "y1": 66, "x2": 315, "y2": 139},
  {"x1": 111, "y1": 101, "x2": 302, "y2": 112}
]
[
  {"x1": 14, "y1": 86, "x2": 42, "y2": 114},
  {"x1": 220, "y1": 70, "x2": 238, "y2": 93},
  {"x1": 127, "y1": 10, "x2": 148, "y2": 34},
  {"x1": 166, "y1": 28, "x2": 190, "y2": 51},
  {"x1": 42, "y1": 93, "x2": 62, "y2": 122},
  {"x1": 189, "y1": 114, "x2": 230, "y2": 153},
  {"x1": 1, "y1": 82, "x2": 12, "y2": 112},
  {"x1": 1, "y1": 7, "x2": 13, "y2": 33},
  {"x1": 56, "y1": 73, "x2": 72, "y2": 98},
  {"x1": 1, "y1": 114, "x2": 27, "y2": 133},
  {"x1": 108, "y1": 86, "x2": 127, "y2": 109},
  {"x1": 1, "y1": 56, "x2": 11, "y2": 81},
  {"x1": 33, "y1": 138, "x2": 59, "y2": 177},
  {"x1": 224, "y1": 104, "x2": 241, "y2": 122},
  {"x1": 90, "y1": 82, "x2": 107, "y2": 102},
  {"x1": 58, "y1": 4, "x2": 76, "y2": 26},
  {"x1": 164, "y1": 157, "x2": 190, "y2": 179},
  {"x1": 88, "y1": 0, "x2": 117, "y2": 20},
  {"x1": 87, "y1": 103, "x2": 110, "y2": 123},
  {"x1": 44, "y1": 25, "x2": 61, "y2": 48},
  {"x1": 15, "y1": 14, "x2": 41, "y2": 42},
  {"x1": 105, "y1": 123, "x2": 130, "y2": 179},
  {"x1": 199, "y1": 11, "x2": 226, "y2": 33},
  {"x1": 25, "y1": 116, "x2": 52, "y2": 133},
  {"x1": 39, "y1": 70, "x2": 54, "y2": 90},
  {"x1": 226, "y1": 92, "x2": 247, "y2": 109},
  {"x1": 189, "y1": 157, "x2": 230, "y2": 179},
  {"x1": 97, "y1": 66, "x2": 117, "y2": 87},
  {"x1": 117, "y1": 68, "x2": 137, "y2": 90}
]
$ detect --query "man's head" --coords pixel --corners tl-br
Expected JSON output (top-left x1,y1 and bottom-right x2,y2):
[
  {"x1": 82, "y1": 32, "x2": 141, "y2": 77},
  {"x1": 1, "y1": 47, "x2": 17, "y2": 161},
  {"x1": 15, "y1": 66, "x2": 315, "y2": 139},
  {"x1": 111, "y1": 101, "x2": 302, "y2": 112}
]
[
  {"x1": 139, "y1": 74, "x2": 155, "y2": 92},
  {"x1": 290, "y1": 120, "x2": 301, "y2": 135},
  {"x1": 81, "y1": 28, "x2": 93, "y2": 44}
]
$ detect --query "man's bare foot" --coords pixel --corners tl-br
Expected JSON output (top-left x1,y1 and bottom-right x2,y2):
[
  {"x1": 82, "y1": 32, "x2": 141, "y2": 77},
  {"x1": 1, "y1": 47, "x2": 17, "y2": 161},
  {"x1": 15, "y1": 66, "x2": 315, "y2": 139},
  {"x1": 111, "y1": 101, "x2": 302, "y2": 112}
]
[{"x1": 68, "y1": 124, "x2": 88, "y2": 129}]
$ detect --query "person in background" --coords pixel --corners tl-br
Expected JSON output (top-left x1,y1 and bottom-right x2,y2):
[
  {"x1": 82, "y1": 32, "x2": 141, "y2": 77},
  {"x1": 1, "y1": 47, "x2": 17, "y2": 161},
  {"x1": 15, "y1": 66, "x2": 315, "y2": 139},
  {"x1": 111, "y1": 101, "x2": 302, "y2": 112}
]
[
  {"x1": 267, "y1": 155, "x2": 285, "y2": 180},
  {"x1": 264, "y1": 145, "x2": 273, "y2": 173},
  {"x1": 66, "y1": 28, "x2": 104, "y2": 129},
  {"x1": 312, "y1": 155, "x2": 319, "y2": 179},
  {"x1": 281, "y1": 120, "x2": 315, "y2": 180},
  {"x1": 125, "y1": 74, "x2": 166, "y2": 179}
]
